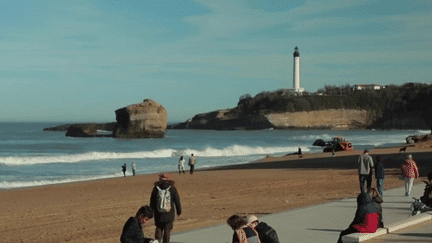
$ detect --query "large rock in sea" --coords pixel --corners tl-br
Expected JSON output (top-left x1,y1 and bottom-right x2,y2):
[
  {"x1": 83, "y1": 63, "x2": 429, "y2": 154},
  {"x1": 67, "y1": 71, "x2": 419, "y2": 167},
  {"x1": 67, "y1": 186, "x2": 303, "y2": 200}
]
[{"x1": 113, "y1": 99, "x2": 167, "y2": 138}]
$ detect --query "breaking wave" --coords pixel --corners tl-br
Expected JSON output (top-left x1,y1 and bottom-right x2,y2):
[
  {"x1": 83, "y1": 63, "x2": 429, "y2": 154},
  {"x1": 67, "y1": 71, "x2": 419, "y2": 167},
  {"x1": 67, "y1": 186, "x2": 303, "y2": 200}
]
[{"x1": 0, "y1": 145, "x2": 305, "y2": 166}]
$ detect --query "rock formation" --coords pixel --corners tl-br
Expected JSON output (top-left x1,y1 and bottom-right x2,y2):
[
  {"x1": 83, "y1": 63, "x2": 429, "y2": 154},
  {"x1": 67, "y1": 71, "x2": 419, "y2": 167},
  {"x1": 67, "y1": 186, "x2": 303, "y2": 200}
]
[
  {"x1": 66, "y1": 124, "x2": 98, "y2": 137},
  {"x1": 113, "y1": 99, "x2": 167, "y2": 138}
]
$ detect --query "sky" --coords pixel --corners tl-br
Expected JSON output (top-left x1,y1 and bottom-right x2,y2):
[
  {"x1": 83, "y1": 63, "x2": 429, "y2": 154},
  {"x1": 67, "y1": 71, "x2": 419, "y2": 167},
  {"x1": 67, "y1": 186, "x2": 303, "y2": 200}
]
[{"x1": 1, "y1": 0, "x2": 431, "y2": 123}]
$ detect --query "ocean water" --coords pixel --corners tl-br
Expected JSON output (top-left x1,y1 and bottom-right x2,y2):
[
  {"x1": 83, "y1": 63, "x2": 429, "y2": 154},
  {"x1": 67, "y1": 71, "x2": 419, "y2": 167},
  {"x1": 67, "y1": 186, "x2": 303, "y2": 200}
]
[{"x1": 0, "y1": 122, "x2": 429, "y2": 189}]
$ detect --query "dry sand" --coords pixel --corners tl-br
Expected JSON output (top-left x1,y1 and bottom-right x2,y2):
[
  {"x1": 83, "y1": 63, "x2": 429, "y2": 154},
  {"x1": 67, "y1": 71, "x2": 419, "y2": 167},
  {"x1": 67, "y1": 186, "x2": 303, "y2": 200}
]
[{"x1": 1, "y1": 142, "x2": 431, "y2": 243}]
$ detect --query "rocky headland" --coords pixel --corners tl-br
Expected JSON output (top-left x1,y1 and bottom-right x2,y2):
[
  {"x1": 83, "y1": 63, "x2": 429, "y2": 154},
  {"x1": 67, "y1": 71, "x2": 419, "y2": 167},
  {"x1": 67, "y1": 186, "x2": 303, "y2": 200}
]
[{"x1": 169, "y1": 83, "x2": 432, "y2": 130}]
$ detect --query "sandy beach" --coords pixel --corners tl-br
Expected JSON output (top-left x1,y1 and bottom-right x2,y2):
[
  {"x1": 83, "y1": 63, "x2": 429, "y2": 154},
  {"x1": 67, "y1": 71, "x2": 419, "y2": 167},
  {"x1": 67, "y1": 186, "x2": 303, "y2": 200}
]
[{"x1": 1, "y1": 143, "x2": 431, "y2": 243}]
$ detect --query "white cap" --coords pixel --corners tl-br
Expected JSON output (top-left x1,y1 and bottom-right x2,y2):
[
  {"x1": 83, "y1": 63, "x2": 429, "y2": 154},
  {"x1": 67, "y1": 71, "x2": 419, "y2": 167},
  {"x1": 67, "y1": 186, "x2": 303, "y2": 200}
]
[
  {"x1": 247, "y1": 215, "x2": 258, "y2": 224},
  {"x1": 407, "y1": 154, "x2": 412, "y2": 159}
]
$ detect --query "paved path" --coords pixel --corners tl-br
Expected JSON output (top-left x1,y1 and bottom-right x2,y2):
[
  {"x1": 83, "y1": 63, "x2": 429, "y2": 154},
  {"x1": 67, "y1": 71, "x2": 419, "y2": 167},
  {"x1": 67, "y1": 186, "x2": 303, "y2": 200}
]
[
  {"x1": 171, "y1": 183, "x2": 427, "y2": 243},
  {"x1": 366, "y1": 219, "x2": 432, "y2": 243}
]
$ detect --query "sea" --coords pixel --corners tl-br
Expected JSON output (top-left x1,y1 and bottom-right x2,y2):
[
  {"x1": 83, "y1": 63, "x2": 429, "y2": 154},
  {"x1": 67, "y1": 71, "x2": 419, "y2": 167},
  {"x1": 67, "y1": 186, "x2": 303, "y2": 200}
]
[{"x1": 0, "y1": 122, "x2": 430, "y2": 190}]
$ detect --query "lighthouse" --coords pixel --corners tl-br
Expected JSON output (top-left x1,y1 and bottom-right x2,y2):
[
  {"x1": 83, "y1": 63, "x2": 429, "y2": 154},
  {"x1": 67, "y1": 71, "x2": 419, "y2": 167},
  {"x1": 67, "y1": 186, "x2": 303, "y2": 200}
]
[{"x1": 292, "y1": 46, "x2": 304, "y2": 93}]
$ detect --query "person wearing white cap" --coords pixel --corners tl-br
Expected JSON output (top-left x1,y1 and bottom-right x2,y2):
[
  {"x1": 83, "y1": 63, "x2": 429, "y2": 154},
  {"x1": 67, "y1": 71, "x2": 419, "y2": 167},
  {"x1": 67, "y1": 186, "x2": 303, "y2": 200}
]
[
  {"x1": 247, "y1": 215, "x2": 280, "y2": 243},
  {"x1": 357, "y1": 149, "x2": 374, "y2": 193},
  {"x1": 401, "y1": 154, "x2": 419, "y2": 196}
]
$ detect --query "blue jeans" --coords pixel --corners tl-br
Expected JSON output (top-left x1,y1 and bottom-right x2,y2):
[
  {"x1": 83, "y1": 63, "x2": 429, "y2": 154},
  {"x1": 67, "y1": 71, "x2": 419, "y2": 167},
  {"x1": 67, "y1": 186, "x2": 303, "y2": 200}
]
[{"x1": 376, "y1": 178, "x2": 384, "y2": 197}]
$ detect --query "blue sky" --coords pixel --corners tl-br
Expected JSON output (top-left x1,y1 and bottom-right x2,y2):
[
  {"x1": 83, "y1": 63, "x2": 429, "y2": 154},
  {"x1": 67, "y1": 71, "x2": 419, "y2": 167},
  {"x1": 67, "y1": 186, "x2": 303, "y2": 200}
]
[{"x1": 1, "y1": 0, "x2": 431, "y2": 123}]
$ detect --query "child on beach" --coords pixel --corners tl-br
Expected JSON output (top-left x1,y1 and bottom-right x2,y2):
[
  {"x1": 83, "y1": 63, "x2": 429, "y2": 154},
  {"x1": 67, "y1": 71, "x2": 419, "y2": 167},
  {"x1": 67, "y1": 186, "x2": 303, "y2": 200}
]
[
  {"x1": 120, "y1": 205, "x2": 158, "y2": 243},
  {"x1": 178, "y1": 156, "x2": 185, "y2": 174}
]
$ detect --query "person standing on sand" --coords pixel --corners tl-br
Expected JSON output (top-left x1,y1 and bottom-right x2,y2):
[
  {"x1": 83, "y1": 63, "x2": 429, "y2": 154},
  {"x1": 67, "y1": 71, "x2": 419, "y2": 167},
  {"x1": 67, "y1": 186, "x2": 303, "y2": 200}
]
[
  {"x1": 298, "y1": 147, "x2": 303, "y2": 158},
  {"x1": 131, "y1": 162, "x2": 136, "y2": 176},
  {"x1": 357, "y1": 149, "x2": 374, "y2": 193},
  {"x1": 178, "y1": 156, "x2": 185, "y2": 174},
  {"x1": 120, "y1": 205, "x2": 158, "y2": 243},
  {"x1": 122, "y1": 163, "x2": 127, "y2": 177},
  {"x1": 150, "y1": 173, "x2": 181, "y2": 243},
  {"x1": 374, "y1": 156, "x2": 385, "y2": 197},
  {"x1": 401, "y1": 154, "x2": 419, "y2": 196},
  {"x1": 188, "y1": 154, "x2": 196, "y2": 174}
]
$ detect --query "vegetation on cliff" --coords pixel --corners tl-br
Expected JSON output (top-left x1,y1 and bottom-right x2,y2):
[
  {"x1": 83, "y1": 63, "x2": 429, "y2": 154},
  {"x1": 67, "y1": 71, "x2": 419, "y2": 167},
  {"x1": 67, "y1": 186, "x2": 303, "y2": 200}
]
[{"x1": 230, "y1": 82, "x2": 432, "y2": 128}]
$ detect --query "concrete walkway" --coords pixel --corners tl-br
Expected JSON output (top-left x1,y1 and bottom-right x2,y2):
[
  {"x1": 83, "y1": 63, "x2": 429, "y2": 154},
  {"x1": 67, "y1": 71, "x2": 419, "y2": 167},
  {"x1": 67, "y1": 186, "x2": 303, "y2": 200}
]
[{"x1": 170, "y1": 183, "x2": 430, "y2": 243}]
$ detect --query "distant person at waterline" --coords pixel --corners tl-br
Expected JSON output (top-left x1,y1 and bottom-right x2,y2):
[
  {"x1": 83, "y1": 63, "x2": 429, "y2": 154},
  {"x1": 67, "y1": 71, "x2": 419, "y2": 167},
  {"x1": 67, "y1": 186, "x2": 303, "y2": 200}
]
[
  {"x1": 131, "y1": 162, "x2": 136, "y2": 176},
  {"x1": 178, "y1": 156, "x2": 185, "y2": 174},
  {"x1": 122, "y1": 163, "x2": 127, "y2": 177},
  {"x1": 188, "y1": 154, "x2": 196, "y2": 174}
]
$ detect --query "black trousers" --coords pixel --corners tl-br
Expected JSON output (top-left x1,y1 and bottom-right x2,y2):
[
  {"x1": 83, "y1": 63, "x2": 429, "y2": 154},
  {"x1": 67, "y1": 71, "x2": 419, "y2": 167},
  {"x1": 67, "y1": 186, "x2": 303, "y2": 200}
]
[
  {"x1": 189, "y1": 165, "x2": 195, "y2": 174},
  {"x1": 359, "y1": 174, "x2": 372, "y2": 193},
  {"x1": 155, "y1": 221, "x2": 173, "y2": 243},
  {"x1": 337, "y1": 226, "x2": 359, "y2": 243}
]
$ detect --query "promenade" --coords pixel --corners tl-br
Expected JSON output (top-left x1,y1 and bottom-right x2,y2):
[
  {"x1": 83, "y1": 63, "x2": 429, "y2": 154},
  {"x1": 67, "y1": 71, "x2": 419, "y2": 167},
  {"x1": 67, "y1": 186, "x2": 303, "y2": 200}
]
[{"x1": 171, "y1": 183, "x2": 430, "y2": 243}]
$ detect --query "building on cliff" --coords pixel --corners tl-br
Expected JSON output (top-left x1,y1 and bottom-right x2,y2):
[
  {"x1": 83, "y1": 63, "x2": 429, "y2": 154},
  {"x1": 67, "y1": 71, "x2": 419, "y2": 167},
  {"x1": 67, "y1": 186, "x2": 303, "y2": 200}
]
[{"x1": 290, "y1": 46, "x2": 305, "y2": 95}]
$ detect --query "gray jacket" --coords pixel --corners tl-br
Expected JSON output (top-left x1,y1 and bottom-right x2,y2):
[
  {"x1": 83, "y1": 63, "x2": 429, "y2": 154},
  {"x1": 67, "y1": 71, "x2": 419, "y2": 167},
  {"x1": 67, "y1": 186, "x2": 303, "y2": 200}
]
[{"x1": 358, "y1": 153, "x2": 374, "y2": 175}]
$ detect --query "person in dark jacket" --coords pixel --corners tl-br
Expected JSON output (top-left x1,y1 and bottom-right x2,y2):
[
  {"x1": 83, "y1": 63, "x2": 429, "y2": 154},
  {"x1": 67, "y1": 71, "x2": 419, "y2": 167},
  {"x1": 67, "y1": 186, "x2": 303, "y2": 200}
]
[
  {"x1": 150, "y1": 173, "x2": 181, "y2": 243},
  {"x1": 227, "y1": 214, "x2": 260, "y2": 243},
  {"x1": 120, "y1": 205, "x2": 156, "y2": 243},
  {"x1": 374, "y1": 156, "x2": 385, "y2": 197},
  {"x1": 420, "y1": 172, "x2": 432, "y2": 207},
  {"x1": 368, "y1": 188, "x2": 384, "y2": 228},
  {"x1": 336, "y1": 192, "x2": 380, "y2": 243},
  {"x1": 247, "y1": 215, "x2": 280, "y2": 243}
]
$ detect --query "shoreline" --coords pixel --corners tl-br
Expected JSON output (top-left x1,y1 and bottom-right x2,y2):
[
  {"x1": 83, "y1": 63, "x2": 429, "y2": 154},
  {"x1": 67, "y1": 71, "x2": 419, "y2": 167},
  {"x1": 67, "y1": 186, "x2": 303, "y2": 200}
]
[{"x1": 1, "y1": 143, "x2": 431, "y2": 243}]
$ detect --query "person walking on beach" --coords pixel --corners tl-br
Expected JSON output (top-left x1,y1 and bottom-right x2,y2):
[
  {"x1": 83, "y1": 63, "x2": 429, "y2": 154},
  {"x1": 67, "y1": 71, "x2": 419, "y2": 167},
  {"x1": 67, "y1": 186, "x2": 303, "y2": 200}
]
[
  {"x1": 298, "y1": 147, "x2": 303, "y2": 158},
  {"x1": 120, "y1": 205, "x2": 158, "y2": 243},
  {"x1": 178, "y1": 156, "x2": 185, "y2": 174},
  {"x1": 401, "y1": 154, "x2": 419, "y2": 196},
  {"x1": 122, "y1": 163, "x2": 127, "y2": 177},
  {"x1": 357, "y1": 149, "x2": 374, "y2": 193},
  {"x1": 188, "y1": 154, "x2": 196, "y2": 174},
  {"x1": 374, "y1": 156, "x2": 385, "y2": 197},
  {"x1": 131, "y1": 162, "x2": 136, "y2": 176},
  {"x1": 150, "y1": 173, "x2": 181, "y2": 243}
]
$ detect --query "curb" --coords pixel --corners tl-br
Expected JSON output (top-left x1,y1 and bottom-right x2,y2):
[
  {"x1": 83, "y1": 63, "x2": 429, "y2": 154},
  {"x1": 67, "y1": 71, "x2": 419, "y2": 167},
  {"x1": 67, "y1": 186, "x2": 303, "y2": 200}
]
[{"x1": 342, "y1": 212, "x2": 432, "y2": 243}]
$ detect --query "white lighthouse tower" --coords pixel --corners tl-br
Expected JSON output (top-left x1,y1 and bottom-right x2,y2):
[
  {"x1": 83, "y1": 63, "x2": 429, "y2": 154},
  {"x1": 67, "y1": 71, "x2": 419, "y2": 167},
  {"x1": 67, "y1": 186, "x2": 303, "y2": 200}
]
[{"x1": 292, "y1": 46, "x2": 304, "y2": 94}]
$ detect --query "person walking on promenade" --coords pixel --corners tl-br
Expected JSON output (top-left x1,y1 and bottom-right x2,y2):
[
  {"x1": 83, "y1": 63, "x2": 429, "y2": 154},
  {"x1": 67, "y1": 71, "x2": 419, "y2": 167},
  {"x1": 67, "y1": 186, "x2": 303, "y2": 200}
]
[
  {"x1": 375, "y1": 156, "x2": 385, "y2": 197},
  {"x1": 247, "y1": 215, "x2": 280, "y2": 243},
  {"x1": 336, "y1": 192, "x2": 380, "y2": 243},
  {"x1": 358, "y1": 149, "x2": 374, "y2": 192},
  {"x1": 358, "y1": 149, "x2": 374, "y2": 193},
  {"x1": 188, "y1": 154, "x2": 196, "y2": 174},
  {"x1": 122, "y1": 163, "x2": 127, "y2": 177},
  {"x1": 150, "y1": 173, "x2": 181, "y2": 243},
  {"x1": 227, "y1": 214, "x2": 260, "y2": 243},
  {"x1": 178, "y1": 156, "x2": 185, "y2": 174},
  {"x1": 131, "y1": 162, "x2": 136, "y2": 176},
  {"x1": 120, "y1": 205, "x2": 158, "y2": 243},
  {"x1": 402, "y1": 154, "x2": 419, "y2": 196}
]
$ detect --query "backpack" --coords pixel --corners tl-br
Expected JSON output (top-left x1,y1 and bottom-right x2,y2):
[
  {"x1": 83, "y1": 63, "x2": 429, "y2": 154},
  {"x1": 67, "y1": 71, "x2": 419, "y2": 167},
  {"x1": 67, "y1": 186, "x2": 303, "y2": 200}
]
[{"x1": 156, "y1": 186, "x2": 171, "y2": 213}]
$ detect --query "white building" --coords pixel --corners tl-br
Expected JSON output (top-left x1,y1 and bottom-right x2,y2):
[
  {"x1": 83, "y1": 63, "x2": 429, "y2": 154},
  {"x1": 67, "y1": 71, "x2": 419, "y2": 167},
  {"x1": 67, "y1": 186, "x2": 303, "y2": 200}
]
[
  {"x1": 352, "y1": 84, "x2": 384, "y2": 91},
  {"x1": 292, "y1": 46, "x2": 305, "y2": 94}
]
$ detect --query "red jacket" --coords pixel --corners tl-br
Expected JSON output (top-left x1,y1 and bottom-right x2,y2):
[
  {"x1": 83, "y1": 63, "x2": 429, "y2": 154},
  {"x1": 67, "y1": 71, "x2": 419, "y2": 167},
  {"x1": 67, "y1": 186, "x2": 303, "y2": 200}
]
[
  {"x1": 352, "y1": 213, "x2": 379, "y2": 233},
  {"x1": 402, "y1": 159, "x2": 419, "y2": 178}
]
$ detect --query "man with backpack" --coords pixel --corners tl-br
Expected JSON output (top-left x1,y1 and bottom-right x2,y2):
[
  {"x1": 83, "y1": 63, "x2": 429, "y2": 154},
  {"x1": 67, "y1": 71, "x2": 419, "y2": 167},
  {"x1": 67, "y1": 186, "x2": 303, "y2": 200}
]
[{"x1": 150, "y1": 173, "x2": 182, "y2": 243}]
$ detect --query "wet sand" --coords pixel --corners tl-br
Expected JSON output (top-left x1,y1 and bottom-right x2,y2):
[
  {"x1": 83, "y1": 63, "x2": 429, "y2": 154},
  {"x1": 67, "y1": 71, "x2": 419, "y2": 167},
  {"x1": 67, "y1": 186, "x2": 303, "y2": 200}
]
[{"x1": 1, "y1": 142, "x2": 431, "y2": 243}]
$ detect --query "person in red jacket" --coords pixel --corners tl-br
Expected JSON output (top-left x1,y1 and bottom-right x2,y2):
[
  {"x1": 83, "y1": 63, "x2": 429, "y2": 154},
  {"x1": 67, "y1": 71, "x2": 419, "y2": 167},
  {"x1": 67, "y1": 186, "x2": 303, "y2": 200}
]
[
  {"x1": 402, "y1": 154, "x2": 419, "y2": 196},
  {"x1": 336, "y1": 192, "x2": 380, "y2": 243}
]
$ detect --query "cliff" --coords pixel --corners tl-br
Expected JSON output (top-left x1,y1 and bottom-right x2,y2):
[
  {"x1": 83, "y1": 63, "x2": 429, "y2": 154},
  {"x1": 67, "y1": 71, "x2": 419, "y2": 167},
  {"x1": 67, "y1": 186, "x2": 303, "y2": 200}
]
[{"x1": 170, "y1": 83, "x2": 432, "y2": 130}]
